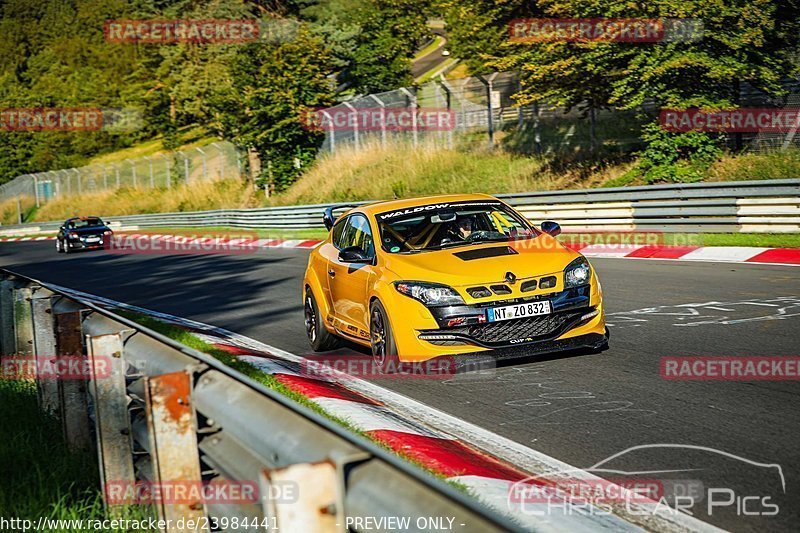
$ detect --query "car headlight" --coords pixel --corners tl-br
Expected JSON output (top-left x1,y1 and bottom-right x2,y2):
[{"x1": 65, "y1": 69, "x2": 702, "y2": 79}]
[
  {"x1": 394, "y1": 281, "x2": 465, "y2": 307},
  {"x1": 564, "y1": 257, "x2": 591, "y2": 288}
]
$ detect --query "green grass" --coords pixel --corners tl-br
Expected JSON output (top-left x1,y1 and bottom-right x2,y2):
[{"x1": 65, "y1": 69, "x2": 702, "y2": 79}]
[
  {"x1": 87, "y1": 126, "x2": 213, "y2": 166},
  {"x1": 0, "y1": 379, "x2": 152, "y2": 531}
]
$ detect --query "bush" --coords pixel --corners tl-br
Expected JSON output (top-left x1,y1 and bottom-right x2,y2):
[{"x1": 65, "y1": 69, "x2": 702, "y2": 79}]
[{"x1": 637, "y1": 122, "x2": 723, "y2": 184}]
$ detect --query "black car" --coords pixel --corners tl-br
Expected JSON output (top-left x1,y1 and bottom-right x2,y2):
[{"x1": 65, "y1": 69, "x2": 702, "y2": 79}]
[{"x1": 56, "y1": 216, "x2": 112, "y2": 253}]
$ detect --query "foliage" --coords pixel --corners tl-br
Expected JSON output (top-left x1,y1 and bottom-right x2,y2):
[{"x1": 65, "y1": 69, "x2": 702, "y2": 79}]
[
  {"x1": 211, "y1": 25, "x2": 335, "y2": 192},
  {"x1": 636, "y1": 122, "x2": 723, "y2": 183}
]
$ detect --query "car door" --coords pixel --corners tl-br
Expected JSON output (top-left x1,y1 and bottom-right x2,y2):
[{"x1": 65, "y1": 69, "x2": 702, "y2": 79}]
[{"x1": 327, "y1": 214, "x2": 377, "y2": 342}]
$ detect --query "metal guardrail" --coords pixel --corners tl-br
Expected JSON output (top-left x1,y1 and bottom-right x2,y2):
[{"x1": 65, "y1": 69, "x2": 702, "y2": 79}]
[
  {"x1": 0, "y1": 268, "x2": 521, "y2": 532},
  {"x1": 1, "y1": 179, "x2": 798, "y2": 235}
]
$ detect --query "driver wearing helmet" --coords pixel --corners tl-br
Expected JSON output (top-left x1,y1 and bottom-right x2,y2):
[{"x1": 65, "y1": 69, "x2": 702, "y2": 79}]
[{"x1": 456, "y1": 216, "x2": 474, "y2": 239}]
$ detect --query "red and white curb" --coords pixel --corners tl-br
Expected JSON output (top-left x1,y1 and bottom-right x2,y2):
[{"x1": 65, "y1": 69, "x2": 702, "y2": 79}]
[
  {"x1": 47, "y1": 283, "x2": 720, "y2": 532},
  {"x1": 566, "y1": 243, "x2": 800, "y2": 266},
  {"x1": 2, "y1": 233, "x2": 799, "y2": 266}
]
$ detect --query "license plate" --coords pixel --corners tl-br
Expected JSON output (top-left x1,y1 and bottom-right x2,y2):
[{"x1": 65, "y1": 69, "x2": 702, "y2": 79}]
[
  {"x1": 85, "y1": 236, "x2": 100, "y2": 241},
  {"x1": 486, "y1": 301, "x2": 551, "y2": 322}
]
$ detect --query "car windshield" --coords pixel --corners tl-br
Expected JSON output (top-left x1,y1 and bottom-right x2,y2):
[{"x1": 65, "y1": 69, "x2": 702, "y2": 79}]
[
  {"x1": 68, "y1": 218, "x2": 104, "y2": 229},
  {"x1": 376, "y1": 200, "x2": 537, "y2": 253}
]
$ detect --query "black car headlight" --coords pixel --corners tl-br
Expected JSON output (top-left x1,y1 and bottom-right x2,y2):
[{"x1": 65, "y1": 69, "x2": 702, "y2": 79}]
[
  {"x1": 564, "y1": 257, "x2": 591, "y2": 288},
  {"x1": 394, "y1": 281, "x2": 465, "y2": 307}
]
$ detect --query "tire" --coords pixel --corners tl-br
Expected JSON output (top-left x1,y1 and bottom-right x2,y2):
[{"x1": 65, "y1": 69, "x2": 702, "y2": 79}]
[
  {"x1": 56, "y1": 238, "x2": 63, "y2": 253},
  {"x1": 369, "y1": 300, "x2": 400, "y2": 373},
  {"x1": 304, "y1": 289, "x2": 342, "y2": 352}
]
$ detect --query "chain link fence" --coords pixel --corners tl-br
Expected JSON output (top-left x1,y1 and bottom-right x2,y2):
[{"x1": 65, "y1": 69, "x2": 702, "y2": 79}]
[
  {"x1": 319, "y1": 71, "x2": 800, "y2": 156},
  {"x1": 0, "y1": 141, "x2": 243, "y2": 209}
]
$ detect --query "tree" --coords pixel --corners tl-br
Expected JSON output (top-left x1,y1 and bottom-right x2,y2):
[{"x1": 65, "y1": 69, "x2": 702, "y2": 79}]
[
  {"x1": 211, "y1": 24, "x2": 336, "y2": 191},
  {"x1": 339, "y1": 0, "x2": 429, "y2": 93}
]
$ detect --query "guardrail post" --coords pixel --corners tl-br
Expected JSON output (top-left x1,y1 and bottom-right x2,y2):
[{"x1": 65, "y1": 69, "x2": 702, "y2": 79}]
[
  {"x1": 0, "y1": 279, "x2": 16, "y2": 355},
  {"x1": 87, "y1": 331, "x2": 135, "y2": 513},
  {"x1": 13, "y1": 286, "x2": 34, "y2": 359},
  {"x1": 261, "y1": 462, "x2": 338, "y2": 532},
  {"x1": 30, "y1": 290, "x2": 60, "y2": 415},
  {"x1": 145, "y1": 369, "x2": 208, "y2": 530},
  {"x1": 56, "y1": 308, "x2": 92, "y2": 451}
]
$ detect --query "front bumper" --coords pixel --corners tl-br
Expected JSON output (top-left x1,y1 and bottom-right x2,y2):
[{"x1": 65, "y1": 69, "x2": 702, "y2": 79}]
[
  {"x1": 67, "y1": 237, "x2": 105, "y2": 250},
  {"x1": 416, "y1": 285, "x2": 603, "y2": 350}
]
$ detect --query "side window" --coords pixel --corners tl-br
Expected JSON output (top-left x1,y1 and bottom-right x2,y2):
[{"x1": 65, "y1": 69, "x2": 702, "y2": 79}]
[
  {"x1": 331, "y1": 216, "x2": 347, "y2": 248},
  {"x1": 339, "y1": 215, "x2": 375, "y2": 257}
]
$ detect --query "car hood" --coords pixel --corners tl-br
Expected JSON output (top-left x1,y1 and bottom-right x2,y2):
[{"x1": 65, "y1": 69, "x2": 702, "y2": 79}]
[{"x1": 382, "y1": 234, "x2": 581, "y2": 287}]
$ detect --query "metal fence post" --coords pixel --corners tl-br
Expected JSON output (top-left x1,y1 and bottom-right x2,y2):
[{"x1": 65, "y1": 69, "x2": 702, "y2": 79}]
[
  {"x1": 183, "y1": 152, "x2": 190, "y2": 182},
  {"x1": 103, "y1": 166, "x2": 109, "y2": 190},
  {"x1": 33, "y1": 175, "x2": 40, "y2": 207},
  {"x1": 343, "y1": 103, "x2": 359, "y2": 151},
  {"x1": 165, "y1": 155, "x2": 171, "y2": 188},
  {"x1": 476, "y1": 73, "x2": 498, "y2": 148},
  {"x1": 87, "y1": 331, "x2": 135, "y2": 512},
  {"x1": 30, "y1": 289, "x2": 60, "y2": 415},
  {"x1": 533, "y1": 101, "x2": 542, "y2": 154},
  {"x1": 13, "y1": 286, "x2": 34, "y2": 360},
  {"x1": 114, "y1": 164, "x2": 121, "y2": 188},
  {"x1": 261, "y1": 462, "x2": 338, "y2": 531},
  {"x1": 322, "y1": 111, "x2": 335, "y2": 153},
  {"x1": 400, "y1": 87, "x2": 418, "y2": 148},
  {"x1": 0, "y1": 279, "x2": 15, "y2": 355},
  {"x1": 145, "y1": 370, "x2": 208, "y2": 530},
  {"x1": 439, "y1": 80, "x2": 456, "y2": 149},
  {"x1": 196, "y1": 147, "x2": 207, "y2": 181},
  {"x1": 148, "y1": 156, "x2": 155, "y2": 188},
  {"x1": 74, "y1": 168, "x2": 82, "y2": 195},
  {"x1": 126, "y1": 159, "x2": 137, "y2": 188},
  {"x1": 210, "y1": 142, "x2": 224, "y2": 179},
  {"x1": 368, "y1": 95, "x2": 387, "y2": 148},
  {"x1": 55, "y1": 308, "x2": 92, "y2": 451}
]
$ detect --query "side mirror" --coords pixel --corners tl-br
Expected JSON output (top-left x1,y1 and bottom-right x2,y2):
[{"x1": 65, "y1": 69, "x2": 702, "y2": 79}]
[
  {"x1": 338, "y1": 246, "x2": 371, "y2": 263},
  {"x1": 323, "y1": 210, "x2": 335, "y2": 231},
  {"x1": 541, "y1": 220, "x2": 561, "y2": 237}
]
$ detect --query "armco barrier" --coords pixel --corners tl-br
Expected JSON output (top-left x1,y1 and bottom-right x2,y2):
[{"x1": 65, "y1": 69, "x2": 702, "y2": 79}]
[
  {"x1": 0, "y1": 268, "x2": 522, "y2": 532},
  {"x1": 1, "y1": 179, "x2": 798, "y2": 235}
]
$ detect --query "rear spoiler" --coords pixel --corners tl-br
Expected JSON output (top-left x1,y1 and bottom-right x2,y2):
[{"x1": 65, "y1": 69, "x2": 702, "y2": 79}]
[{"x1": 322, "y1": 204, "x2": 361, "y2": 231}]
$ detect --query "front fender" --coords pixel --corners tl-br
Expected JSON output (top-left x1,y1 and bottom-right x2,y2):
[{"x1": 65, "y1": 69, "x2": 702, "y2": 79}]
[{"x1": 304, "y1": 258, "x2": 332, "y2": 324}]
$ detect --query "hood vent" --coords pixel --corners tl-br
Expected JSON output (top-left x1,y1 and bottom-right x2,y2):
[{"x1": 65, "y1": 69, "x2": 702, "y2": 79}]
[{"x1": 453, "y1": 246, "x2": 518, "y2": 261}]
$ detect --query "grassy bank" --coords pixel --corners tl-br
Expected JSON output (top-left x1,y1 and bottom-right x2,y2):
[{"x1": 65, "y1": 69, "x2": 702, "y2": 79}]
[
  {"x1": 14, "y1": 141, "x2": 800, "y2": 225},
  {"x1": 0, "y1": 379, "x2": 150, "y2": 530},
  {"x1": 31, "y1": 179, "x2": 256, "y2": 222}
]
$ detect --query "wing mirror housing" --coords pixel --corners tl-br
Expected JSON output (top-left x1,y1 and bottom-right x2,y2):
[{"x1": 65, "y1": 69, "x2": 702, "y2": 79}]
[
  {"x1": 338, "y1": 246, "x2": 372, "y2": 263},
  {"x1": 541, "y1": 220, "x2": 561, "y2": 237}
]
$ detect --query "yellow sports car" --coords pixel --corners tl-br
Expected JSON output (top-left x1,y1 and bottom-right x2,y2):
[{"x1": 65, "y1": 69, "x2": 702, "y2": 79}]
[{"x1": 302, "y1": 194, "x2": 608, "y2": 369}]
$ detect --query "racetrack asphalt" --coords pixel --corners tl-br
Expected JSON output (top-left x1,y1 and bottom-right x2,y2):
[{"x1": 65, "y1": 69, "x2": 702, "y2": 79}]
[{"x1": 1, "y1": 241, "x2": 797, "y2": 532}]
